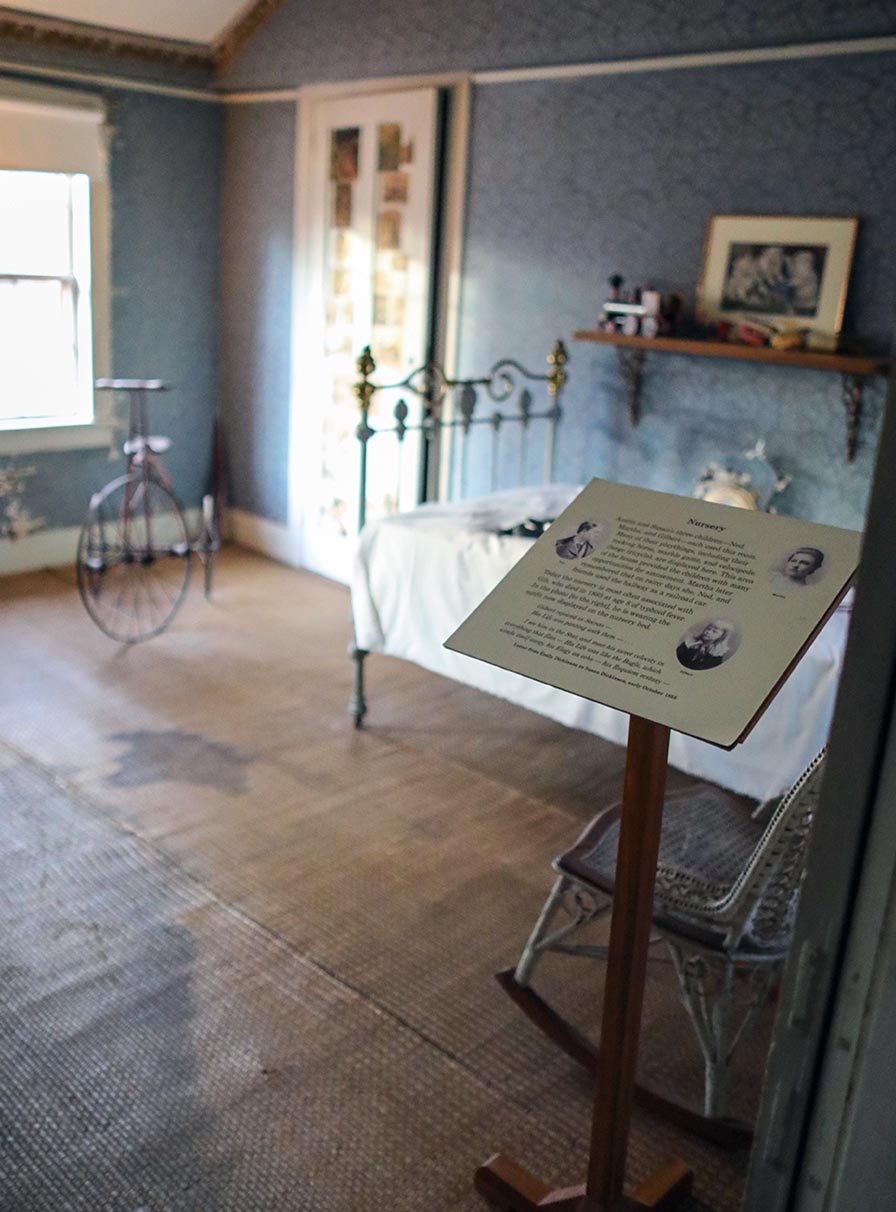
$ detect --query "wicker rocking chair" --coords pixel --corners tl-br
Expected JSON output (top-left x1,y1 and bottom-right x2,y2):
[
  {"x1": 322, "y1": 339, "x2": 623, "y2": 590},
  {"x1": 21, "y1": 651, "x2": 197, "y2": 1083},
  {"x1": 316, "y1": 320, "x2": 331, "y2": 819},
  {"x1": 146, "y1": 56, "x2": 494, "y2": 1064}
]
[{"x1": 499, "y1": 750, "x2": 826, "y2": 1149}]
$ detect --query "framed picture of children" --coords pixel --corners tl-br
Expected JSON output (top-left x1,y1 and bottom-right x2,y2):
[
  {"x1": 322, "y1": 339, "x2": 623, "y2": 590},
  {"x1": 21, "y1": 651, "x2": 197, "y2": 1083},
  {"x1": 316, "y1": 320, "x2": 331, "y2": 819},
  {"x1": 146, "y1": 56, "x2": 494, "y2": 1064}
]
[{"x1": 697, "y1": 214, "x2": 858, "y2": 339}]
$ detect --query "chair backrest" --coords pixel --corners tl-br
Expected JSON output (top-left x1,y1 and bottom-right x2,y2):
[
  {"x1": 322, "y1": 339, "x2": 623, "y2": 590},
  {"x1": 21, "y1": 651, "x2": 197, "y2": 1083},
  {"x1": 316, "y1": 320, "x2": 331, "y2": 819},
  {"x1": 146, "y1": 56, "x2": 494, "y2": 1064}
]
[{"x1": 701, "y1": 749, "x2": 827, "y2": 951}]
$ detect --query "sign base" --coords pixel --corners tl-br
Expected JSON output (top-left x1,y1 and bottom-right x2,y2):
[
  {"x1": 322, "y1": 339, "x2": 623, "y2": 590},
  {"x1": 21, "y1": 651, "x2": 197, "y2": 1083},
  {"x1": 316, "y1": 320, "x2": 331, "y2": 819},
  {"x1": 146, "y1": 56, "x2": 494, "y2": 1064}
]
[
  {"x1": 474, "y1": 1152, "x2": 693, "y2": 1211},
  {"x1": 474, "y1": 718, "x2": 694, "y2": 1212}
]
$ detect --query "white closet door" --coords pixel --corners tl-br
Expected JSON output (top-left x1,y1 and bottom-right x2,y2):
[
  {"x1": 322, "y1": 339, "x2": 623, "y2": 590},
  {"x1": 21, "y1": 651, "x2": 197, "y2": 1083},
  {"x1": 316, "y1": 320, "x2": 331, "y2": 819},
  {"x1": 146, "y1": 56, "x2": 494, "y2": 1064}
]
[{"x1": 293, "y1": 87, "x2": 438, "y2": 583}]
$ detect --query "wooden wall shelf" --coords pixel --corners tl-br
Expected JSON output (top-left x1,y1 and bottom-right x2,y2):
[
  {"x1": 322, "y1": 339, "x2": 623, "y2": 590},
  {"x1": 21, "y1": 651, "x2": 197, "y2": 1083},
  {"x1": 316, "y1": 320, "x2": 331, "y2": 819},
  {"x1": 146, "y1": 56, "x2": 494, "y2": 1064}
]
[{"x1": 573, "y1": 329, "x2": 891, "y2": 462}]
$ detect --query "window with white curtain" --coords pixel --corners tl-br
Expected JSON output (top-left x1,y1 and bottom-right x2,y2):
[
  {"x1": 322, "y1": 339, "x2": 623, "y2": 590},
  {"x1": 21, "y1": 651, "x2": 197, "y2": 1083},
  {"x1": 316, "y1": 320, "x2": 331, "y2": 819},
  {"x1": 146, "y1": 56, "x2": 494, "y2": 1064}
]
[{"x1": 0, "y1": 87, "x2": 109, "y2": 441}]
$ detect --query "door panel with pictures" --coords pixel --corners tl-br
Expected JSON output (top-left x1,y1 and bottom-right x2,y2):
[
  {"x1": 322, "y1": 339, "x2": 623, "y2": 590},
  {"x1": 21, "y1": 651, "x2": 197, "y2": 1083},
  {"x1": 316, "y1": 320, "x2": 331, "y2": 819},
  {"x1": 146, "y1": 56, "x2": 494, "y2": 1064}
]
[{"x1": 301, "y1": 88, "x2": 438, "y2": 582}]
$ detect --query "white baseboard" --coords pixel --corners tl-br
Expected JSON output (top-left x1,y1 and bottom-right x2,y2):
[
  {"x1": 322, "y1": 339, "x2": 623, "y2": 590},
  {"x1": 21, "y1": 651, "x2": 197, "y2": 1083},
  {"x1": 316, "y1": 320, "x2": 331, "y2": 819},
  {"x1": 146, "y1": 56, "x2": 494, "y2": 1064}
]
[
  {"x1": 0, "y1": 507, "x2": 293, "y2": 576},
  {"x1": 0, "y1": 507, "x2": 202, "y2": 577},
  {"x1": 228, "y1": 508, "x2": 298, "y2": 566},
  {"x1": 0, "y1": 523, "x2": 82, "y2": 574}
]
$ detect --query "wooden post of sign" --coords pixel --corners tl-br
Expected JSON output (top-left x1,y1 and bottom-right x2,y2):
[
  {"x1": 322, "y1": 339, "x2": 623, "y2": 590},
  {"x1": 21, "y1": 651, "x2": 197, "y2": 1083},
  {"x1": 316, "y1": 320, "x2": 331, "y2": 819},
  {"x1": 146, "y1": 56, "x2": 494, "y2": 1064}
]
[{"x1": 474, "y1": 716, "x2": 694, "y2": 1212}]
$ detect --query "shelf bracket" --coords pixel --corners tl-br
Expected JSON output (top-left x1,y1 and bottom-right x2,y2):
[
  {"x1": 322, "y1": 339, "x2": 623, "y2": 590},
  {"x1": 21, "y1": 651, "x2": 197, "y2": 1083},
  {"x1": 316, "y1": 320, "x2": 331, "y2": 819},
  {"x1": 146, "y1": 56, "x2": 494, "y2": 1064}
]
[
  {"x1": 841, "y1": 374, "x2": 865, "y2": 464},
  {"x1": 616, "y1": 347, "x2": 646, "y2": 426}
]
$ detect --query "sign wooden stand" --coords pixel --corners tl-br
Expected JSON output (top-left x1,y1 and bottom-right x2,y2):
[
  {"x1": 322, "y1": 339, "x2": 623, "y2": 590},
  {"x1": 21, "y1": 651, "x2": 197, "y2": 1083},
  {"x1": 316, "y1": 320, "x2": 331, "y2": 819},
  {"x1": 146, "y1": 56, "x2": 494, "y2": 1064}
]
[
  {"x1": 474, "y1": 715, "x2": 693, "y2": 1212},
  {"x1": 443, "y1": 477, "x2": 862, "y2": 1211}
]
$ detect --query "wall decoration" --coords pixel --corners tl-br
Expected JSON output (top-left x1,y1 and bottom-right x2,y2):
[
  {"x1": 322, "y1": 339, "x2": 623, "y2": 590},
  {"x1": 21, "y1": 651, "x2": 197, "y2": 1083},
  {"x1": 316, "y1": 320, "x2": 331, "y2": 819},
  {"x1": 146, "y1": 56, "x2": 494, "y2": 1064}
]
[
  {"x1": 333, "y1": 231, "x2": 350, "y2": 262},
  {"x1": 693, "y1": 440, "x2": 790, "y2": 512},
  {"x1": 325, "y1": 332, "x2": 354, "y2": 356},
  {"x1": 698, "y1": 214, "x2": 858, "y2": 337},
  {"x1": 372, "y1": 338, "x2": 403, "y2": 367},
  {"x1": 400, "y1": 140, "x2": 414, "y2": 165},
  {"x1": 373, "y1": 295, "x2": 406, "y2": 327},
  {"x1": 331, "y1": 266, "x2": 352, "y2": 296},
  {"x1": 376, "y1": 210, "x2": 402, "y2": 250},
  {"x1": 0, "y1": 462, "x2": 44, "y2": 540},
  {"x1": 377, "y1": 123, "x2": 402, "y2": 171},
  {"x1": 330, "y1": 127, "x2": 359, "y2": 181},
  {"x1": 326, "y1": 298, "x2": 356, "y2": 328},
  {"x1": 333, "y1": 183, "x2": 352, "y2": 228},
  {"x1": 381, "y1": 171, "x2": 409, "y2": 204}
]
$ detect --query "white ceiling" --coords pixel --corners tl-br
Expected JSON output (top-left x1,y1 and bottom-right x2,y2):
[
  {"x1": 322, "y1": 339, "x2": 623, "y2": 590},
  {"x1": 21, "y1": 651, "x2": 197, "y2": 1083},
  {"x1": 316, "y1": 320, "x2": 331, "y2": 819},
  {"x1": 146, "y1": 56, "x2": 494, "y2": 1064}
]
[{"x1": 8, "y1": 0, "x2": 254, "y2": 45}]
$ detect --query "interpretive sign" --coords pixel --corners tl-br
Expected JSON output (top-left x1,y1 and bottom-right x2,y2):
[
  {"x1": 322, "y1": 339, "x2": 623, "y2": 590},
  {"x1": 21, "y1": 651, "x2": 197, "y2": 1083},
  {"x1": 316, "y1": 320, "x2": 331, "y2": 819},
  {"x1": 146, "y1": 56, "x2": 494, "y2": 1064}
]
[{"x1": 445, "y1": 478, "x2": 861, "y2": 748}]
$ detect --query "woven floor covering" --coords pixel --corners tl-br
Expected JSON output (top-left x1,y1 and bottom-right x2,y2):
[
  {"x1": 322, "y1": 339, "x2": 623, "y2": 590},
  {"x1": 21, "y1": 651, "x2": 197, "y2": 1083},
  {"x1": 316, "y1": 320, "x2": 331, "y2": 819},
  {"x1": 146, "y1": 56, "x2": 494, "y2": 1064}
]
[
  {"x1": 0, "y1": 556, "x2": 768, "y2": 1211},
  {"x1": 0, "y1": 740, "x2": 758, "y2": 1212}
]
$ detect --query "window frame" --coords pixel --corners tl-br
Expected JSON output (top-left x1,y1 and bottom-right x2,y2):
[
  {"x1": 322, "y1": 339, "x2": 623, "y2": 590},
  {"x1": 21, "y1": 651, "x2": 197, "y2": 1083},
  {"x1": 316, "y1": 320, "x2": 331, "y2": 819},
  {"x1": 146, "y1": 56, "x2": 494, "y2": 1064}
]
[{"x1": 0, "y1": 83, "x2": 111, "y2": 455}]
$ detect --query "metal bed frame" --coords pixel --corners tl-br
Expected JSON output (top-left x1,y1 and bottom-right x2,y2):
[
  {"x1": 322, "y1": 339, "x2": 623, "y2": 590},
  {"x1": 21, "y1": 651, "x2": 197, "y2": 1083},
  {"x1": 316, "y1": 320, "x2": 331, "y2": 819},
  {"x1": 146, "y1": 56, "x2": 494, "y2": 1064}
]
[{"x1": 349, "y1": 339, "x2": 569, "y2": 726}]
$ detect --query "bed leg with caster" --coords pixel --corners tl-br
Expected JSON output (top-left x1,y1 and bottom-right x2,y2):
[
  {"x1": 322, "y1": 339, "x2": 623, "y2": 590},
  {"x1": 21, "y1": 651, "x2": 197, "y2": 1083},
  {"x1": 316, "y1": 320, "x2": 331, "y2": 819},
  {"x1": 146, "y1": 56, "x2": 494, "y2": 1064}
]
[{"x1": 348, "y1": 645, "x2": 369, "y2": 728}]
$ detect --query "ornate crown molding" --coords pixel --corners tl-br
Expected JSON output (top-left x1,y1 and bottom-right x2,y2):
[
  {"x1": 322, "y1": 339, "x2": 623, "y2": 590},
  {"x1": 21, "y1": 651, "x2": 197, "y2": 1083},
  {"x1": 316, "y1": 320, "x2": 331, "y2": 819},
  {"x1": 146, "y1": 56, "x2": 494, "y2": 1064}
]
[
  {"x1": 0, "y1": 6, "x2": 214, "y2": 72},
  {"x1": 213, "y1": 0, "x2": 287, "y2": 72}
]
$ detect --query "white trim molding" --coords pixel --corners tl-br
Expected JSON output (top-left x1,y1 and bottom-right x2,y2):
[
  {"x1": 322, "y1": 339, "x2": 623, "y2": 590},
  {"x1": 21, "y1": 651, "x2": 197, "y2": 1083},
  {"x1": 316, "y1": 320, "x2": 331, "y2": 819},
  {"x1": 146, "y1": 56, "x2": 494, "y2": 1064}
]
[
  {"x1": 3, "y1": 35, "x2": 895, "y2": 104},
  {"x1": 0, "y1": 57, "x2": 215, "y2": 102},
  {"x1": 228, "y1": 507, "x2": 298, "y2": 566},
  {"x1": 285, "y1": 73, "x2": 471, "y2": 560},
  {"x1": 0, "y1": 79, "x2": 113, "y2": 437},
  {"x1": 471, "y1": 35, "x2": 896, "y2": 86},
  {"x1": 0, "y1": 521, "x2": 81, "y2": 573},
  {"x1": 220, "y1": 87, "x2": 297, "y2": 104},
  {"x1": 0, "y1": 504, "x2": 203, "y2": 576},
  {"x1": 0, "y1": 421, "x2": 114, "y2": 454}
]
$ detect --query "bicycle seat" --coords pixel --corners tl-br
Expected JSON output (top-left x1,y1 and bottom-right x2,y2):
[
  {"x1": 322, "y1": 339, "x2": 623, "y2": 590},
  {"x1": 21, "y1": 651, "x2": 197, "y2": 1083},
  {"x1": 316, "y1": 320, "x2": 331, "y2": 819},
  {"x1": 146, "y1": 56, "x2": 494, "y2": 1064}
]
[
  {"x1": 123, "y1": 435, "x2": 171, "y2": 456},
  {"x1": 95, "y1": 378, "x2": 167, "y2": 391}
]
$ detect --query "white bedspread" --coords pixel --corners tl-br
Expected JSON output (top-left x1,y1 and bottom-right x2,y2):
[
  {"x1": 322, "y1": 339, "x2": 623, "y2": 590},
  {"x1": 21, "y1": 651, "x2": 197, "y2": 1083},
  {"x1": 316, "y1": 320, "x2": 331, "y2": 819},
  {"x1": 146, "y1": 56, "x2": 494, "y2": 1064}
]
[{"x1": 351, "y1": 485, "x2": 851, "y2": 801}]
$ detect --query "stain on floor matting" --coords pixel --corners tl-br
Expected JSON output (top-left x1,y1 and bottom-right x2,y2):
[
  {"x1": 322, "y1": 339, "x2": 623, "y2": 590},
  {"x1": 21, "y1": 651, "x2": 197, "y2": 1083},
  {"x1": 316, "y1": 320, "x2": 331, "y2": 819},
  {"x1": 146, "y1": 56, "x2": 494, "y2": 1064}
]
[{"x1": 0, "y1": 552, "x2": 761, "y2": 1211}]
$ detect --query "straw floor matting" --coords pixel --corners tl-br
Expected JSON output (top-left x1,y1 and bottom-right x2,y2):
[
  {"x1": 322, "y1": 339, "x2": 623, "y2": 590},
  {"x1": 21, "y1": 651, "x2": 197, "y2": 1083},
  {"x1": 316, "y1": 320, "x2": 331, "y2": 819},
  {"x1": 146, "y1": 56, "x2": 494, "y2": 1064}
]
[{"x1": 0, "y1": 548, "x2": 768, "y2": 1210}]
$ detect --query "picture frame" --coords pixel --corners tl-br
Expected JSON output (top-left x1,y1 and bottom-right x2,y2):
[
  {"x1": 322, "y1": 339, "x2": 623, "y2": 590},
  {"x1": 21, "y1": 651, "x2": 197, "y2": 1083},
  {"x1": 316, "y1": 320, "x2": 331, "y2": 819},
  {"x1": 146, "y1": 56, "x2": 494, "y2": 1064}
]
[
  {"x1": 329, "y1": 127, "x2": 359, "y2": 182},
  {"x1": 697, "y1": 214, "x2": 858, "y2": 337}
]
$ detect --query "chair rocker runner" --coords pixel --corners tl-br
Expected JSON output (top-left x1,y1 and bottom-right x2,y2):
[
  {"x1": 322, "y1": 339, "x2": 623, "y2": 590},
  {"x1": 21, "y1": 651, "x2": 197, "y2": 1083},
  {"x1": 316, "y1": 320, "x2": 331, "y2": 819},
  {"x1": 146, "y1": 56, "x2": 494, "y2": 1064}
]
[{"x1": 499, "y1": 750, "x2": 826, "y2": 1148}]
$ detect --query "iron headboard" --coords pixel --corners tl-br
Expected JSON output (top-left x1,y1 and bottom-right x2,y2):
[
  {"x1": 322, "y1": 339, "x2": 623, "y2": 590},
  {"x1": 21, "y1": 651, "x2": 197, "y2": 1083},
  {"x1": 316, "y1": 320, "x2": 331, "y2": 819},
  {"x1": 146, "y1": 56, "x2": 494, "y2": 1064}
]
[{"x1": 352, "y1": 339, "x2": 569, "y2": 534}]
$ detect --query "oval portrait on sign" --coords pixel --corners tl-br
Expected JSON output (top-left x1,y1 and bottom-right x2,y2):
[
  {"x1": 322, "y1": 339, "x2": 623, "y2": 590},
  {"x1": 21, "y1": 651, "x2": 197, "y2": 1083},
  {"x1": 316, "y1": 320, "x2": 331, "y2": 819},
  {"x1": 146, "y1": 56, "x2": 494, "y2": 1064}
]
[
  {"x1": 769, "y1": 546, "x2": 826, "y2": 592},
  {"x1": 554, "y1": 519, "x2": 611, "y2": 562},
  {"x1": 676, "y1": 618, "x2": 740, "y2": 672}
]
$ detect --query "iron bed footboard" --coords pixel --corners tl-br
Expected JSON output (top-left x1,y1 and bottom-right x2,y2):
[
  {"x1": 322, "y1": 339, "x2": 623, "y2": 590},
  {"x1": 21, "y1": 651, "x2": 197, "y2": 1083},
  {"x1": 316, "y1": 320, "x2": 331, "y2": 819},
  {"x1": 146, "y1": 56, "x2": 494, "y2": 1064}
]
[{"x1": 348, "y1": 339, "x2": 569, "y2": 727}]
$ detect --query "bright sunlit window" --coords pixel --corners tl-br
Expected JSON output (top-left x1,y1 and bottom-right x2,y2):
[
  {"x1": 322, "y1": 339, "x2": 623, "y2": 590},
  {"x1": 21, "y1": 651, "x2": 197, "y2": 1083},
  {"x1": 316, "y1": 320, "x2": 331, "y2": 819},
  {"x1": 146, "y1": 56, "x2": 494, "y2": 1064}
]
[
  {"x1": 0, "y1": 169, "x2": 94, "y2": 429},
  {"x1": 0, "y1": 86, "x2": 108, "y2": 445}
]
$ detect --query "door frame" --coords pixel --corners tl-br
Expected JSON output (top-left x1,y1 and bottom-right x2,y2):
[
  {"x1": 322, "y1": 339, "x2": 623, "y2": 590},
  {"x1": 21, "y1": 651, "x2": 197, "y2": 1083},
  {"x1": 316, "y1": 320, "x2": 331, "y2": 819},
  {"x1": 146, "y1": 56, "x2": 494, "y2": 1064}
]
[
  {"x1": 745, "y1": 362, "x2": 896, "y2": 1209},
  {"x1": 286, "y1": 71, "x2": 471, "y2": 571}
]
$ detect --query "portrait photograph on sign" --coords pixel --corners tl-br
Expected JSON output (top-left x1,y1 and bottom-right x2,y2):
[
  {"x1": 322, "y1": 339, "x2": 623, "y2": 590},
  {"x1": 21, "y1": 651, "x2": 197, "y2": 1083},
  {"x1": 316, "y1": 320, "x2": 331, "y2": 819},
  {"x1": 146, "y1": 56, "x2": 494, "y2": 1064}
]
[
  {"x1": 675, "y1": 618, "x2": 740, "y2": 672},
  {"x1": 554, "y1": 517, "x2": 614, "y2": 561},
  {"x1": 769, "y1": 545, "x2": 826, "y2": 592}
]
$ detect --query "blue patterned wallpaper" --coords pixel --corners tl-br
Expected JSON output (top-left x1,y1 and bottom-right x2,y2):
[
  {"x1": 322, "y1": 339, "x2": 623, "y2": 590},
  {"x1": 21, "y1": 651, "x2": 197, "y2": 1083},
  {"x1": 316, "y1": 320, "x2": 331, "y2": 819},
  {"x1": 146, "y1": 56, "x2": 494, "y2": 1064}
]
[
  {"x1": 455, "y1": 53, "x2": 895, "y2": 527},
  {"x1": 218, "y1": 38, "x2": 894, "y2": 530},
  {"x1": 219, "y1": 0, "x2": 896, "y2": 90},
  {"x1": 0, "y1": 81, "x2": 222, "y2": 532},
  {"x1": 218, "y1": 101, "x2": 296, "y2": 524}
]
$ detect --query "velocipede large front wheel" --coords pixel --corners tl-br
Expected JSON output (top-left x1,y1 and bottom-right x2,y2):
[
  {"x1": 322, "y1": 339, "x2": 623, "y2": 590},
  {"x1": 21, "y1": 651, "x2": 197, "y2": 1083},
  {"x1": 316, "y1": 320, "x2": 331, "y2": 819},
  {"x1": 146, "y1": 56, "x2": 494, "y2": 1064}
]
[{"x1": 76, "y1": 473, "x2": 192, "y2": 643}]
